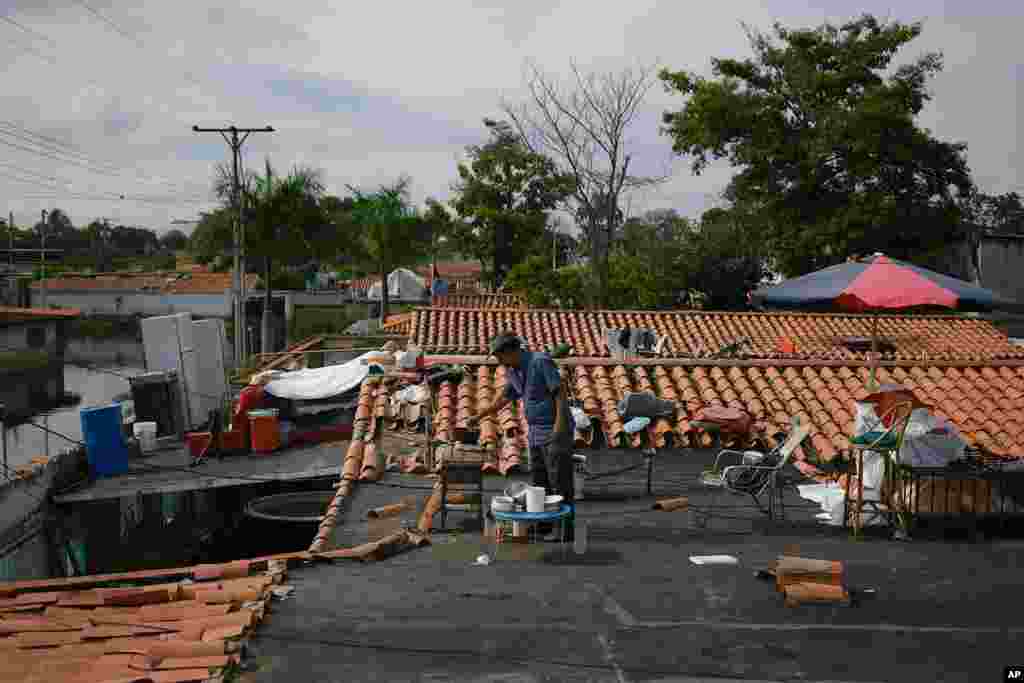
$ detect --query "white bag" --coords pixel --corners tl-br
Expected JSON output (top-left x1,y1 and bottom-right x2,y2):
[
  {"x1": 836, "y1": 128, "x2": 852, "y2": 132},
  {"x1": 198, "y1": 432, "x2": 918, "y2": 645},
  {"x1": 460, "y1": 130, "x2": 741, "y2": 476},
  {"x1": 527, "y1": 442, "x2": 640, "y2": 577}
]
[
  {"x1": 904, "y1": 408, "x2": 939, "y2": 441},
  {"x1": 570, "y1": 407, "x2": 591, "y2": 431},
  {"x1": 861, "y1": 450, "x2": 885, "y2": 490},
  {"x1": 853, "y1": 401, "x2": 882, "y2": 437}
]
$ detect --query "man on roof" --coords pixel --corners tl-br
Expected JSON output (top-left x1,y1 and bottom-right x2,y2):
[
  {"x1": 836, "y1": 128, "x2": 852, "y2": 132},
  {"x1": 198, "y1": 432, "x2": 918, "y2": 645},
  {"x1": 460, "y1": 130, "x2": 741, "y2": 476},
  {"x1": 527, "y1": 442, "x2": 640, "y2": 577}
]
[{"x1": 471, "y1": 332, "x2": 574, "y2": 541}]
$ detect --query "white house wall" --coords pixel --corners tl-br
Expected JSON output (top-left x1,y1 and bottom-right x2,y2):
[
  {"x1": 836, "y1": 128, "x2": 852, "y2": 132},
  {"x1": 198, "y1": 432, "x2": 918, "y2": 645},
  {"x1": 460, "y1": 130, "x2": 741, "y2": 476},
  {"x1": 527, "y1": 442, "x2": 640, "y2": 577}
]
[{"x1": 30, "y1": 289, "x2": 232, "y2": 318}]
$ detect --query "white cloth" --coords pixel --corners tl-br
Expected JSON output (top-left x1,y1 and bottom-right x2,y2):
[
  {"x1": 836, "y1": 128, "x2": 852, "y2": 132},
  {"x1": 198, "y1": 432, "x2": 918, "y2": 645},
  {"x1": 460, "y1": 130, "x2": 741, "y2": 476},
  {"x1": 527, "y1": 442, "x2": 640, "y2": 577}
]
[{"x1": 263, "y1": 352, "x2": 373, "y2": 400}]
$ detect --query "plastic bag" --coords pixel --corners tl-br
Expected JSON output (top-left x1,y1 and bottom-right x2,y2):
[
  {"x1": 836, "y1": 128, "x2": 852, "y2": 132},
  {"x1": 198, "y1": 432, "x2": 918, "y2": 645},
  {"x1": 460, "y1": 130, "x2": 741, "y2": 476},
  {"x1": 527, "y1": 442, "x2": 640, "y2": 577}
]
[
  {"x1": 853, "y1": 401, "x2": 882, "y2": 437},
  {"x1": 797, "y1": 484, "x2": 846, "y2": 526},
  {"x1": 623, "y1": 416, "x2": 651, "y2": 434},
  {"x1": 570, "y1": 407, "x2": 591, "y2": 431},
  {"x1": 617, "y1": 391, "x2": 676, "y2": 420},
  {"x1": 904, "y1": 408, "x2": 939, "y2": 440},
  {"x1": 861, "y1": 450, "x2": 885, "y2": 490}
]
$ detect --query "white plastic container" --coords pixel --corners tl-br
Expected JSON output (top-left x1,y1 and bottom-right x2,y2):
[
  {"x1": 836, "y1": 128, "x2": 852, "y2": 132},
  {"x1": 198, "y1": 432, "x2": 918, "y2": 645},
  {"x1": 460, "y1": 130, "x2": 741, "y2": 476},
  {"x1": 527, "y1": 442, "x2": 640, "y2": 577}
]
[
  {"x1": 573, "y1": 454, "x2": 587, "y2": 500},
  {"x1": 525, "y1": 486, "x2": 546, "y2": 513},
  {"x1": 133, "y1": 421, "x2": 157, "y2": 454}
]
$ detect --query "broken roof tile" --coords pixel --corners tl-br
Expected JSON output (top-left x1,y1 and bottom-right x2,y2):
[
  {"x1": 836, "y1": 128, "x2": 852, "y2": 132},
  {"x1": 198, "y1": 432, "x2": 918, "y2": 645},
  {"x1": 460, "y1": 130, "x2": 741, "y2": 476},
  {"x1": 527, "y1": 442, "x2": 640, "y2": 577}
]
[
  {"x1": 387, "y1": 359, "x2": 1024, "y2": 465},
  {"x1": 0, "y1": 563, "x2": 275, "y2": 682}
]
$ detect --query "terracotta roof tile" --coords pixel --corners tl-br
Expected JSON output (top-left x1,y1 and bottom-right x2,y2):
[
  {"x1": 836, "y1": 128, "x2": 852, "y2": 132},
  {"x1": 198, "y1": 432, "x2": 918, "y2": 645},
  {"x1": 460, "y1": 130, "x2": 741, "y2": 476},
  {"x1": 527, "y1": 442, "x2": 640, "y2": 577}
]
[
  {"x1": 0, "y1": 306, "x2": 81, "y2": 321},
  {"x1": 377, "y1": 358, "x2": 1024, "y2": 468},
  {"x1": 431, "y1": 293, "x2": 527, "y2": 309},
  {"x1": 410, "y1": 308, "x2": 1023, "y2": 362},
  {"x1": 32, "y1": 272, "x2": 258, "y2": 295},
  {"x1": 0, "y1": 560, "x2": 279, "y2": 682},
  {"x1": 416, "y1": 261, "x2": 482, "y2": 278}
]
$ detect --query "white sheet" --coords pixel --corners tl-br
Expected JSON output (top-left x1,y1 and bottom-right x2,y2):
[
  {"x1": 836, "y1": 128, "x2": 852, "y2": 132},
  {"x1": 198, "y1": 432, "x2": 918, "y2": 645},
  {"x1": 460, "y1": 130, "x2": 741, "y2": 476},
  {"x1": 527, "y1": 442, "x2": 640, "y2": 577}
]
[{"x1": 264, "y1": 352, "x2": 373, "y2": 400}]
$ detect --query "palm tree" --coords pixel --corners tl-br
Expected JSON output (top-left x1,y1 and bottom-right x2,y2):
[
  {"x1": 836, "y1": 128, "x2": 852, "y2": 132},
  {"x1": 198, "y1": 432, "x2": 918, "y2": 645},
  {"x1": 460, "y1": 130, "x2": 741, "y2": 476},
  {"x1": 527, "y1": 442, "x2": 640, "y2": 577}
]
[
  {"x1": 346, "y1": 177, "x2": 429, "y2": 325},
  {"x1": 246, "y1": 159, "x2": 325, "y2": 354}
]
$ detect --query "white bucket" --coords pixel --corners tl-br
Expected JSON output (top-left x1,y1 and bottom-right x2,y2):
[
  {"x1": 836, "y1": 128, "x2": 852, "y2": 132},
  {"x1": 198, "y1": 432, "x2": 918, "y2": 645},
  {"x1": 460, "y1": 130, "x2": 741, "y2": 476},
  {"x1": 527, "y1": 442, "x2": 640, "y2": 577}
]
[
  {"x1": 133, "y1": 421, "x2": 157, "y2": 454},
  {"x1": 525, "y1": 486, "x2": 545, "y2": 513}
]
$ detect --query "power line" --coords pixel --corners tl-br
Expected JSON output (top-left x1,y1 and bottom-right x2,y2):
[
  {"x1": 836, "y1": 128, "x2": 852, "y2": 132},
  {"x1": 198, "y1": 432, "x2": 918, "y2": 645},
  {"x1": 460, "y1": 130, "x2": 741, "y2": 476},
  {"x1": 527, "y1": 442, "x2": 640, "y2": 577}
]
[
  {"x1": 0, "y1": 33, "x2": 58, "y2": 66},
  {"x1": 0, "y1": 122, "x2": 122, "y2": 175},
  {"x1": 0, "y1": 13, "x2": 59, "y2": 49},
  {"x1": 0, "y1": 120, "x2": 212, "y2": 198},
  {"x1": 0, "y1": 128, "x2": 212, "y2": 202},
  {"x1": 70, "y1": 0, "x2": 143, "y2": 48}
]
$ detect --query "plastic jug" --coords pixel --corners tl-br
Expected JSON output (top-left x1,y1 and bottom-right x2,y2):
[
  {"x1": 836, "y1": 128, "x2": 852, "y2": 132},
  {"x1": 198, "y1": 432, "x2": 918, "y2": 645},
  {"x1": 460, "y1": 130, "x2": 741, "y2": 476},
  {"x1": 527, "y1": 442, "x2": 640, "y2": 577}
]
[{"x1": 525, "y1": 486, "x2": 545, "y2": 513}]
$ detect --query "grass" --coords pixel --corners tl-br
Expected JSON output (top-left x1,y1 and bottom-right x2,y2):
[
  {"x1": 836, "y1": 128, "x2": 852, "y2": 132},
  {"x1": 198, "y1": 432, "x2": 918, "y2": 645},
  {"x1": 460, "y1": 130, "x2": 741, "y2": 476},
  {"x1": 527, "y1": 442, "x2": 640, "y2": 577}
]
[
  {"x1": 68, "y1": 318, "x2": 120, "y2": 339},
  {"x1": 290, "y1": 304, "x2": 367, "y2": 339},
  {"x1": 0, "y1": 350, "x2": 52, "y2": 372}
]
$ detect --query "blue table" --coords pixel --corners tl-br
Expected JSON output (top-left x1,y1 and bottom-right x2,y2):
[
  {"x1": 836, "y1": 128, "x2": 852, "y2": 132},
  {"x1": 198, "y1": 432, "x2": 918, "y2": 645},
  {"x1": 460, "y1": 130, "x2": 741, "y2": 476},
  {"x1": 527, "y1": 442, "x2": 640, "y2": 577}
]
[{"x1": 491, "y1": 504, "x2": 572, "y2": 559}]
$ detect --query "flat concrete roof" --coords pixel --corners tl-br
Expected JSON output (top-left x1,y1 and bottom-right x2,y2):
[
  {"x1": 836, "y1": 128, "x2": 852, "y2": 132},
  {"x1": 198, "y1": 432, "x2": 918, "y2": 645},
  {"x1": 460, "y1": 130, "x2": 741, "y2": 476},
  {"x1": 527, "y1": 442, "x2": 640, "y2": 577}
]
[{"x1": 54, "y1": 440, "x2": 345, "y2": 503}]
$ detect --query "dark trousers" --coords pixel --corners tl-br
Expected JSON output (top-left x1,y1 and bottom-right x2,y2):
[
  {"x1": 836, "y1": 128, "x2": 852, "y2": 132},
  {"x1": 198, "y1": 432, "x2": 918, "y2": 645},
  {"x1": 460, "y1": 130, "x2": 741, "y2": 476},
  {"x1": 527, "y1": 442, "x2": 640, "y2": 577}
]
[{"x1": 530, "y1": 443, "x2": 575, "y2": 540}]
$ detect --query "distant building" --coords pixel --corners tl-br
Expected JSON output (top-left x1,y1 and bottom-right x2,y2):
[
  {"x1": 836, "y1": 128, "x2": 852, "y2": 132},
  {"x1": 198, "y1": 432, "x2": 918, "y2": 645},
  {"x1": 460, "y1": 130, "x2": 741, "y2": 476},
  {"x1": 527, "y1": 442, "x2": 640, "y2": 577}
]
[{"x1": 0, "y1": 306, "x2": 80, "y2": 417}]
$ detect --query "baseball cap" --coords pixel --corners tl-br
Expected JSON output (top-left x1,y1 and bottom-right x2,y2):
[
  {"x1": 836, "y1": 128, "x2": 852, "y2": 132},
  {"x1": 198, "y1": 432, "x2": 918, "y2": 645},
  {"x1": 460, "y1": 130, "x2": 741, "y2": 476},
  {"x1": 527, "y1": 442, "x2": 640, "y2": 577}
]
[{"x1": 489, "y1": 332, "x2": 521, "y2": 355}]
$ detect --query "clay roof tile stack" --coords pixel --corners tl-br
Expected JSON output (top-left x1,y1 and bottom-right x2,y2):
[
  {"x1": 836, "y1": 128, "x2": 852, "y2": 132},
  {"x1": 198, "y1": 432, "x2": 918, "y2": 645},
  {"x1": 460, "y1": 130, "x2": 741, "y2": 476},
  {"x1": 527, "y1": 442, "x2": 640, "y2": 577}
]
[
  {"x1": 0, "y1": 559, "x2": 286, "y2": 683},
  {"x1": 397, "y1": 359, "x2": 1024, "y2": 465}
]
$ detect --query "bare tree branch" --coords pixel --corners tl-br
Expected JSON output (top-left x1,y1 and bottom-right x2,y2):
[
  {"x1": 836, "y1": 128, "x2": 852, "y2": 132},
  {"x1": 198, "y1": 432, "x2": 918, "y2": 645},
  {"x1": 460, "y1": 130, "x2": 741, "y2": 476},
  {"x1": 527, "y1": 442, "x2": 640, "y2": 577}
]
[{"x1": 500, "y1": 60, "x2": 668, "y2": 305}]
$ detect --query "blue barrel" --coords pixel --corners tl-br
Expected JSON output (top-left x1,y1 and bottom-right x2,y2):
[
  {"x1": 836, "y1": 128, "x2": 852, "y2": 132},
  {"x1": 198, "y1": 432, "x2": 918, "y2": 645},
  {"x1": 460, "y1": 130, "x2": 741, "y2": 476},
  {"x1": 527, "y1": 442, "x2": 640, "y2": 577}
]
[{"x1": 80, "y1": 404, "x2": 129, "y2": 477}]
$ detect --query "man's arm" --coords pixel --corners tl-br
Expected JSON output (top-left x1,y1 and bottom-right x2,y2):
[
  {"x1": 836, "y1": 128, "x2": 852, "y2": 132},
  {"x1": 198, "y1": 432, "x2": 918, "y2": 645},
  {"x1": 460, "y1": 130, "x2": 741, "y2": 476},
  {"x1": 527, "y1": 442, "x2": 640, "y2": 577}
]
[{"x1": 475, "y1": 394, "x2": 512, "y2": 421}]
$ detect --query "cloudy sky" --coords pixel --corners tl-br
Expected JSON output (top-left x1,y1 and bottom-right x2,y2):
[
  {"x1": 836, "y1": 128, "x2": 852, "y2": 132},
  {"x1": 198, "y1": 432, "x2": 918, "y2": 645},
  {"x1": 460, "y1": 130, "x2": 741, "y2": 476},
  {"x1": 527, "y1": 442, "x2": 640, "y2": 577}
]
[{"x1": 1, "y1": 0, "x2": 1020, "y2": 236}]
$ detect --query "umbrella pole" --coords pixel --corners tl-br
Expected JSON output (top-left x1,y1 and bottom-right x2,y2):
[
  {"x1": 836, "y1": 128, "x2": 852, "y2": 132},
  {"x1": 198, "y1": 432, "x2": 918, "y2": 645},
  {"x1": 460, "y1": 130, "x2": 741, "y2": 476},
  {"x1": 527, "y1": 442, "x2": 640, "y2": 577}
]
[{"x1": 869, "y1": 314, "x2": 879, "y2": 392}]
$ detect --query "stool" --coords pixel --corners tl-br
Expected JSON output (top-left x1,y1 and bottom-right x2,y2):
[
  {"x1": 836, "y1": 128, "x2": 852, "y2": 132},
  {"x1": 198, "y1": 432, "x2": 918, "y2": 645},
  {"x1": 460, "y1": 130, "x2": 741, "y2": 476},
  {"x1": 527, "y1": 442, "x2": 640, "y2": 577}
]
[{"x1": 440, "y1": 461, "x2": 484, "y2": 531}]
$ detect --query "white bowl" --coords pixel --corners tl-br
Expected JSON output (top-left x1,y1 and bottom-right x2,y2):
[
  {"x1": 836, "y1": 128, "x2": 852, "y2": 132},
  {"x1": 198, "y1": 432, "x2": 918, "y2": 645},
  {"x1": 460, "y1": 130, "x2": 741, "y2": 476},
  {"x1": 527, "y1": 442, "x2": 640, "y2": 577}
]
[
  {"x1": 504, "y1": 482, "x2": 529, "y2": 499},
  {"x1": 491, "y1": 496, "x2": 514, "y2": 512}
]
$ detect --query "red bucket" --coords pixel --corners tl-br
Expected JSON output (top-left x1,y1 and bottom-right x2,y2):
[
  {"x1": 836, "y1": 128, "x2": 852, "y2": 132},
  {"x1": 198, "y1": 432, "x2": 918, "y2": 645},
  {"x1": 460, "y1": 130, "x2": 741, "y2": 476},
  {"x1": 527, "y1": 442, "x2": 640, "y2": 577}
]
[{"x1": 186, "y1": 432, "x2": 212, "y2": 458}]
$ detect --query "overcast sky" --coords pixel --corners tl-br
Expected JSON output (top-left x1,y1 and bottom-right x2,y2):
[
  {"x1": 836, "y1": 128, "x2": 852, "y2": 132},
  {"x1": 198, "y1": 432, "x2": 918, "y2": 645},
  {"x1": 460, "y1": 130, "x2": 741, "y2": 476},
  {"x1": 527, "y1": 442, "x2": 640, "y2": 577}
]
[{"x1": 0, "y1": 0, "x2": 1020, "y2": 236}]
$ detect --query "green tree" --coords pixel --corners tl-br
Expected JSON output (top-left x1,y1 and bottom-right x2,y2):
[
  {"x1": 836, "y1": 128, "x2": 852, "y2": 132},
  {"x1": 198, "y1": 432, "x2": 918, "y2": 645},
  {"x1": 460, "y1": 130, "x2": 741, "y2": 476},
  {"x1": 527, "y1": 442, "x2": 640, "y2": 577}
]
[
  {"x1": 450, "y1": 118, "x2": 573, "y2": 289},
  {"x1": 245, "y1": 160, "x2": 326, "y2": 354},
  {"x1": 680, "y1": 207, "x2": 768, "y2": 310},
  {"x1": 83, "y1": 219, "x2": 113, "y2": 272},
  {"x1": 347, "y1": 176, "x2": 430, "y2": 324},
  {"x1": 504, "y1": 255, "x2": 561, "y2": 307},
  {"x1": 615, "y1": 209, "x2": 693, "y2": 309},
  {"x1": 160, "y1": 228, "x2": 189, "y2": 251},
  {"x1": 660, "y1": 15, "x2": 974, "y2": 277},
  {"x1": 188, "y1": 208, "x2": 234, "y2": 269},
  {"x1": 503, "y1": 63, "x2": 667, "y2": 306}
]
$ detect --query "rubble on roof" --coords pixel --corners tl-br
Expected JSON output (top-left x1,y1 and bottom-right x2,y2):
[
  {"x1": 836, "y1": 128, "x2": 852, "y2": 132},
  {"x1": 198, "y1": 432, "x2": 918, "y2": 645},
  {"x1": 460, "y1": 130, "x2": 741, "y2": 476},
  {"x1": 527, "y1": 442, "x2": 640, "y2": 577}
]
[
  {"x1": 360, "y1": 359, "x2": 1024, "y2": 466},
  {"x1": 0, "y1": 558, "x2": 290, "y2": 683}
]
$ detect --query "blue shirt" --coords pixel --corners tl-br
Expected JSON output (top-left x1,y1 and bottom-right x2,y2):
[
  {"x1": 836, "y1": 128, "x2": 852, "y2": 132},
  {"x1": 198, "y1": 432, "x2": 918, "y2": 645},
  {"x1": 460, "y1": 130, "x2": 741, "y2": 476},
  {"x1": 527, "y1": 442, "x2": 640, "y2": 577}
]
[{"x1": 504, "y1": 351, "x2": 562, "y2": 448}]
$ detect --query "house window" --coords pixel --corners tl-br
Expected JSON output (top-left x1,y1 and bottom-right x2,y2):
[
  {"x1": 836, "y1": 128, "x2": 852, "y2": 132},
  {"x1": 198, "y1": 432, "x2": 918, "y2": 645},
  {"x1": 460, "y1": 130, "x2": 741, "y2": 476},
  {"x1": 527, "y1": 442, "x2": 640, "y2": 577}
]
[{"x1": 26, "y1": 325, "x2": 46, "y2": 349}]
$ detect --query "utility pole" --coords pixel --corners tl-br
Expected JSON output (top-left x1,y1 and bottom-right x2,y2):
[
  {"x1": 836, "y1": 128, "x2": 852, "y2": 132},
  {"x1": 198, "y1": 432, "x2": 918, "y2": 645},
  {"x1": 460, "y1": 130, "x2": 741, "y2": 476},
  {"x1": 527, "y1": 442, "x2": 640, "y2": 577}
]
[
  {"x1": 40, "y1": 209, "x2": 47, "y2": 309},
  {"x1": 192, "y1": 125, "x2": 274, "y2": 368},
  {"x1": 8, "y1": 211, "x2": 13, "y2": 271}
]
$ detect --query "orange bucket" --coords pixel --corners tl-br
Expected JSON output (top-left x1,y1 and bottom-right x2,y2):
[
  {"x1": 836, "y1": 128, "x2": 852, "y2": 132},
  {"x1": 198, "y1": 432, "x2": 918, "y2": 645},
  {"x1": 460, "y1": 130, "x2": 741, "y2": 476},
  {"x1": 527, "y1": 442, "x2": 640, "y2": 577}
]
[{"x1": 248, "y1": 409, "x2": 281, "y2": 454}]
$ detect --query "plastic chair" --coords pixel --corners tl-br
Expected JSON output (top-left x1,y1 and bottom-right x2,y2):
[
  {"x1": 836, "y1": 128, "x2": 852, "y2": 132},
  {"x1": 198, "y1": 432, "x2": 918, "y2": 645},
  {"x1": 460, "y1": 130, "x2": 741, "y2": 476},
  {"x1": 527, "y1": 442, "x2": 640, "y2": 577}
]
[
  {"x1": 697, "y1": 416, "x2": 812, "y2": 526},
  {"x1": 439, "y1": 442, "x2": 485, "y2": 531},
  {"x1": 844, "y1": 399, "x2": 916, "y2": 537}
]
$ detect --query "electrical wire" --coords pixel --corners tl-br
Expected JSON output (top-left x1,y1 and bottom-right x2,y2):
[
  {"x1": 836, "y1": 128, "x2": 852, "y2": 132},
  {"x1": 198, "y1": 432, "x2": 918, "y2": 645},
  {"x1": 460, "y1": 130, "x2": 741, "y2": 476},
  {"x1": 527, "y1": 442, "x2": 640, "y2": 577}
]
[
  {"x1": 0, "y1": 121, "x2": 215, "y2": 199},
  {"x1": 249, "y1": 630, "x2": 748, "y2": 680},
  {"x1": 0, "y1": 122, "x2": 122, "y2": 175},
  {"x1": 69, "y1": 0, "x2": 143, "y2": 47}
]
